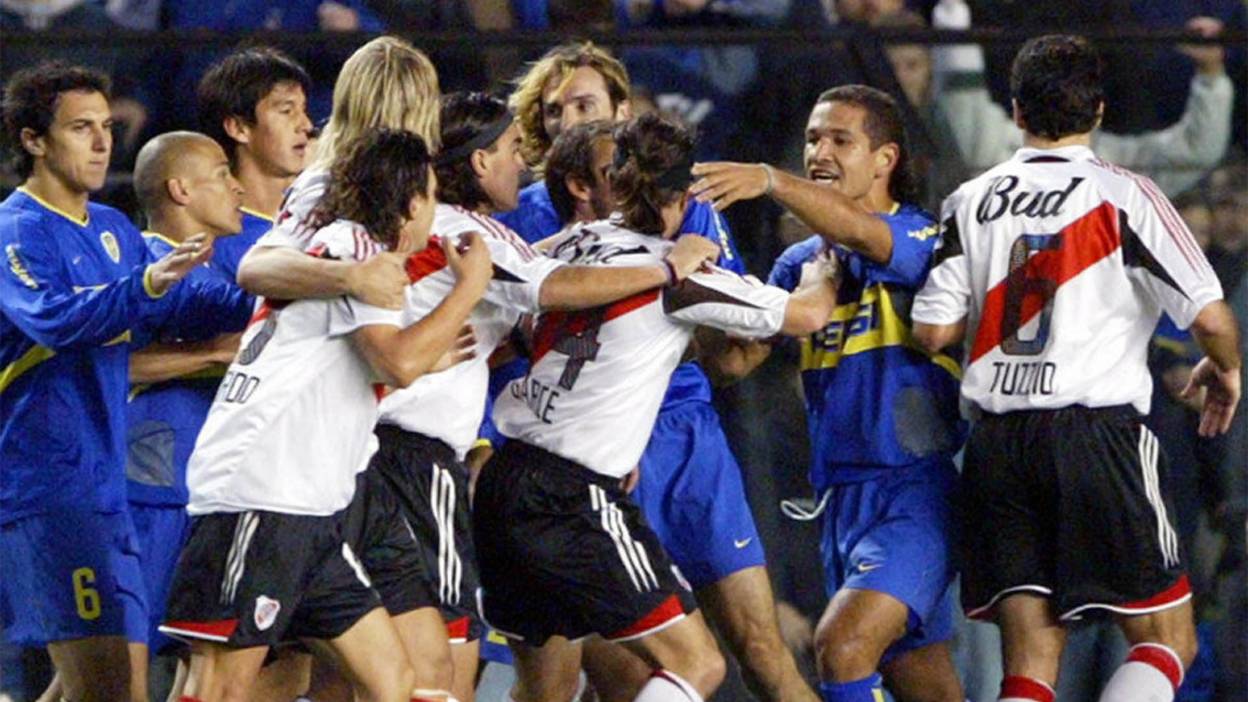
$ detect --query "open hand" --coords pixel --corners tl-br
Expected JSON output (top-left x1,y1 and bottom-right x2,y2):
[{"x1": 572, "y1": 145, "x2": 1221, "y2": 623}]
[
  {"x1": 1181, "y1": 356, "x2": 1241, "y2": 436},
  {"x1": 146, "y1": 233, "x2": 214, "y2": 296},
  {"x1": 690, "y1": 161, "x2": 774, "y2": 211}
]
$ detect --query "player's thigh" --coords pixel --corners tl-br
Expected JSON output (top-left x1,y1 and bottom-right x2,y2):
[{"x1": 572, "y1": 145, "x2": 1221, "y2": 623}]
[
  {"x1": 47, "y1": 635, "x2": 132, "y2": 702},
  {"x1": 617, "y1": 609, "x2": 725, "y2": 689},
  {"x1": 879, "y1": 641, "x2": 964, "y2": 702},
  {"x1": 1116, "y1": 598, "x2": 1198, "y2": 664},
  {"x1": 314, "y1": 606, "x2": 416, "y2": 702},
  {"x1": 994, "y1": 593, "x2": 1066, "y2": 684},
  {"x1": 816, "y1": 587, "x2": 910, "y2": 659},
  {"x1": 696, "y1": 565, "x2": 787, "y2": 652},
  {"x1": 449, "y1": 640, "x2": 481, "y2": 702},
  {"x1": 391, "y1": 605, "x2": 453, "y2": 689},
  {"x1": 181, "y1": 641, "x2": 269, "y2": 702},
  {"x1": 582, "y1": 635, "x2": 652, "y2": 702},
  {"x1": 509, "y1": 636, "x2": 584, "y2": 702}
]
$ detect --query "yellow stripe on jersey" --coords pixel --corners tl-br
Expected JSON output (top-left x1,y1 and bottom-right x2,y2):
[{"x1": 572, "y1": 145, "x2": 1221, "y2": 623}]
[
  {"x1": 0, "y1": 344, "x2": 56, "y2": 396},
  {"x1": 800, "y1": 284, "x2": 961, "y2": 379},
  {"x1": 486, "y1": 630, "x2": 509, "y2": 645},
  {"x1": 17, "y1": 186, "x2": 88, "y2": 226},
  {"x1": 240, "y1": 207, "x2": 276, "y2": 223}
]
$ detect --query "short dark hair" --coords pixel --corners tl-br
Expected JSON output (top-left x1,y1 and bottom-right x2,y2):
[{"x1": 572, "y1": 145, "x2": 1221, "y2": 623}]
[
  {"x1": 309, "y1": 129, "x2": 433, "y2": 249},
  {"x1": 610, "y1": 113, "x2": 695, "y2": 236},
  {"x1": 1010, "y1": 34, "x2": 1104, "y2": 141},
  {"x1": 545, "y1": 120, "x2": 615, "y2": 225},
  {"x1": 197, "y1": 46, "x2": 311, "y2": 164},
  {"x1": 817, "y1": 84, "x2": 919, "y2": 204},
  {"x1": 1, "y1": 61, "x2": 111, "y2": 178},
  {"x1": 436, "y1": 91, "x2": 511, "y2": 210}
]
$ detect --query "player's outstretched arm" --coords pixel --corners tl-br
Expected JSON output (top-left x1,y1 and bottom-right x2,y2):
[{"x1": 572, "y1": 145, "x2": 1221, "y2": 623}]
[
  {"x1": 353, "y1": 234, "x2": 492, "y2": 387},
  {"x1": 237, "y1": 245, "x2": 408, "y2": 310},
  {"x1": 1183, "y1": 300, "x2": 1242, "y2": 437},
  {"x1": 696, "y1": 327, "x2": 772, "y2": 386},
  {"x1": 0, "y1": 225, "x2": 211, "y2": 350},
  {"x1": 690, "y1": 162, "x2": 893, "y2": 263},
  {"x1": 913, "y1": 319, "x2": 967, "y2": 355},
  {"x1": 779, "y1": 257, "x2": 841, "y2": 336},
  {"x1": 129, "y1": 333, "x2": 241, "y2": 384},
  {"x1": 537, "y1": 235, "x2": 720, "y2": 310}
]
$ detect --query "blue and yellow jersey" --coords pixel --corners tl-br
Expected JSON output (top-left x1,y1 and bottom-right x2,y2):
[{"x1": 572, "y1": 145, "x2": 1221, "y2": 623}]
[
  {"x1": 0, "y1": 188, "x2": 249, "y2": 523},
  {"x1": 126, "y1": 233, "x2": 255, "y2": 507},
  {"x1": 211, "y1": 208, "x2": 273, "y2": 284},
  {"x1": 767, "y1": 204, "x2": 965, "y2": 488},
  {"x1": 493, "y1": 180, "x2": 747, "y2": 411}
]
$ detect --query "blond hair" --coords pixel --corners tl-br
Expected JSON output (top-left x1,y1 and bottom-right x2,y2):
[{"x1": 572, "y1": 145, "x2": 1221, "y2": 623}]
[
  {"x1": 313, "y1": 36, "x2": 440, "y2": 170},
  {"x1": 510, "y1": 41, "x2": 629, "y2": 167}
]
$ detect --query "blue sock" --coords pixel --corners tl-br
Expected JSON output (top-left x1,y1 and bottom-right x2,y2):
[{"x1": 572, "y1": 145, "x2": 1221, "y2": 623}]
[{"x1": 819, "y1": 673, "x2": 884, "y2": 702}]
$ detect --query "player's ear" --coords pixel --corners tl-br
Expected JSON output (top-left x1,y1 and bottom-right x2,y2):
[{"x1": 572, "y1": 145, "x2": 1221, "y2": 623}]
[
  {"x1": 222, "y1": 115, "x2": 250, "y2": 145},
  {"x1": 615, "y1": 99, "x2": 632, "y2": 122},
  {"x1": 470, "y1": 148, "x2": 490, "y2": 179},
  {"x1": 19, "y1": 127, "x2": 47, "y2": 159},
  {"x1": 874, "y1": 142, "x2": 899, "y2": 179},
  {"x1": 566, "y1": 175, "x2": 592, "y2": 204},
  {"x1": 1093, "y1": 101, "x2": 1105, "y2": 130},
  {"x1": 1011, "y1": 99, "x2": 1027, "y2": 131},
  {"x1": 165, "y1": 176, "x2": 191, "y2": 206}
]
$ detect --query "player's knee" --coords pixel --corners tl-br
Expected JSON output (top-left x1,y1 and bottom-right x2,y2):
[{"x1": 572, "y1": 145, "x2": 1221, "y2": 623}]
[
  {"x1": 814, "y1": 625, "x2": 886, "y2": 681},
  {"x1": 683, "y1": 648, "x2": 728, "y2": 695},
  {"x1": 409, "y1": 643, "x2": 454, "y2": 690}
]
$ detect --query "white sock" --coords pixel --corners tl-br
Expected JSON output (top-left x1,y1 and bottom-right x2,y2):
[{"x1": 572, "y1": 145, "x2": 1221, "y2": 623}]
[
  {"x1": 1099, "y1": 643, "x2": 1184, "y2": 702},
  {"x1": 632, "y1": 670, "x2": 703, "y2": 702}
]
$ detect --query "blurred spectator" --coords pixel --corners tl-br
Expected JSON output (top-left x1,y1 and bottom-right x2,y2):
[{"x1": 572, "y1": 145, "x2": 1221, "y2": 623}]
[
  {"x1": 818, "y1": 0, "x2": 904, "y2": 24},
  {"x1": 1204, "y1": 163, "x2": 1248, "y2": 295},
  {"x1": 511, "y1": 0, "x2": 613, "y2": 30},
  {"x1": 613, "y1": 0, "x2": 790, "y2": 159},
  {"x1": 0, "y1": 1, "x2": 150, "y2": 164},
  {"x1": 931, "y1": 0, "x2": 1233, "y2": 197}
]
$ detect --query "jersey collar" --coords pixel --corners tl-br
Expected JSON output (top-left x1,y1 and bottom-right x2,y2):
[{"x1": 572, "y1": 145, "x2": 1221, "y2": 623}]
[
  {"x1": 17, "y1": 186, "x2": 89, "y2": 226},
  {"x1": 240, "y1": 206, "x2": 275, "y2": 223},
  {"x1": 1014, "y1": 144, "x2": 1094, "y2": 164}
]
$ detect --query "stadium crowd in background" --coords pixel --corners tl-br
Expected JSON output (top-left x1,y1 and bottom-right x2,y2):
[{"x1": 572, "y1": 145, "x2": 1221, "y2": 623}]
[{"x1": 0, "y1": 1, "x2": 1245, "y2": 701}]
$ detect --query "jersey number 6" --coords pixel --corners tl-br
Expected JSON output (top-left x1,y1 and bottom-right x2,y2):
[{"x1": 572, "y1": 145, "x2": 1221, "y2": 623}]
[{"x1": 1001, "y1": 233, "x2": 1061, "y2": 356}]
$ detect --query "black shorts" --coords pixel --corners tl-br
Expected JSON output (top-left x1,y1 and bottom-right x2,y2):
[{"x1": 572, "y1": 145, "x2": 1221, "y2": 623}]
[
  {"x1": 160, "y1": 511, "x2": 381, "y2": 648},
  {"x1": 372, "y1": 425, "x2": 482, "y2": 642},
  {"x1": 960, "y1": 405, "x2": 1190, "y2": 621},
  {"x1": 473, "y1": 440, "x2": 697, "y2": 646},
  {"x1": 340, "y1": 464, "x2": 438, "y2": 617}
]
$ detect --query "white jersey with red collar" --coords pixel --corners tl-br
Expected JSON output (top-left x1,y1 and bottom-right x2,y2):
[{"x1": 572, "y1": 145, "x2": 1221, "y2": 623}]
[
  {"x1": 258, "y1": 167, "x2": 329, "y2": 250},
  {"x1": 186, "y1": 220, "x2": 399, "y2": 516},
  {"x1": 493, "y1": 219, "x2": 791, "y2": 479},
  {"x1": 377, "y1": 204, "x2": 565, "y2": 457},
  {"x1": 913, "y1": 145, "x2": 1223, "y2": 415}
]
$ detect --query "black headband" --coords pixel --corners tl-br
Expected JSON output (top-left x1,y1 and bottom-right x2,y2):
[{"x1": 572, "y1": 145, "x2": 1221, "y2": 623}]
[{"x1": 436, "y1": 113, "x2": 514, "y2": 165}]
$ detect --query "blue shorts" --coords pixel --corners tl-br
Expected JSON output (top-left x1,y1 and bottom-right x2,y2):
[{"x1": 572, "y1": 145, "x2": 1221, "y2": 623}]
[
  {"x1": 635, "y1": 402, "x2": 766, "y2": 589},
  {"x1": 820, "y1": 462, "x2": 957, "y2": 661},
  {"x1": 129, "y1": 502, "x2": 190, "y2": 654},
  {"x1": 0, "y1": 509, "x2": 148, "y2": 646}
]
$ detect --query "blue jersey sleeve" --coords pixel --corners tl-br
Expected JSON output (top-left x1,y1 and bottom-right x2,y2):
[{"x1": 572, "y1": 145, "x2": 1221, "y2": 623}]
[
  {"x1": 494, "y1": 183, "x2": 564, "y2": 245},
  {"x1": 0, "y1": 213, "x2": 172, "y2": 351},
  {"x1": 681, "y1": 201, "x2": 746, "y2": 274},
  {"x1": 767, "y1": 236, "x2": 821, "y2": 292},
  {"x1": 861, "y1": 208, "x2": 939, "y2": 289}
]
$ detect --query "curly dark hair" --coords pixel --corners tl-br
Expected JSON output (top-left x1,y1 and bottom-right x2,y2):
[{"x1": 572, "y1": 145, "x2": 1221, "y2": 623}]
[
  {"x1": 545, "y1": 120, "x2": 615, "y2": 224},
  {"x1": 197, "y1": 46, "x2": 311, "y2": 166},
  {"x1": 610, "y1": 113, "x2": 695, "y2": 236},
  {"x1": 309, "y1": 129, "x2": 433, "y2": 249},
  {"x1": 436, "y1": 91, "x2": 511, "y2": 211},
  {"x1": 1010, "y1": 34, "x2": 1104, "y2": 141},
  {"x1": 817, "y1": 85, "x2": 920, "y2": 205},
  {"x1": 1, "y1": 61, "x2": 111, "y2": 178}
]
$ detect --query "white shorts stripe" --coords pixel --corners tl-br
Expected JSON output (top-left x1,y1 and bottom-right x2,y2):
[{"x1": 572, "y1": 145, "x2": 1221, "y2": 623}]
[
  {"x1": 591, "y1": 485, "x2": 647, "y2": 592},
  {"x1": 220, "y1": 512, "x2": 259, "y2": 605},
  {"x1": 1139, "y1": 427, "x2": 1179, "y2": 568}
]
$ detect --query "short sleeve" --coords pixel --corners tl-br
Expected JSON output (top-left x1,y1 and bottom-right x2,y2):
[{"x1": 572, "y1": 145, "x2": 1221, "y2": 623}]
[
  {"x1": 662, "y1": 266, "x2": 789, "y2": 338},
  {"x1": 864, "y1": 210, "x2": 940, "y2": 288},
  {"x1": 913, "y1": 203, "x2": 972, "y2": 326},
  {"x1": 767, "y1": 237, "x2": 819, "y2": 292},
  {"x1": 328, "y1": 296, "x2": 403, "y2": 336},
  {"x1": 474, "y1": 233, "x2": 565, "y2": 314}
]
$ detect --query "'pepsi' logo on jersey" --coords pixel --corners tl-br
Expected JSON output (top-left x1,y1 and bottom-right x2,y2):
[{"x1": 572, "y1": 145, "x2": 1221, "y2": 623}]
[{"x1": 810, "y1": 301, "x2": 879, "y2": 354}]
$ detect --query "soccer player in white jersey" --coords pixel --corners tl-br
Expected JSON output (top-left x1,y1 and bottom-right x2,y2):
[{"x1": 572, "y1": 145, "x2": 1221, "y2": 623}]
[
  {"x1": 160, "y1": 129, "x2": 493, "y2": 702},
  {"x1": 475, "y1": 113, "x2": 840, "y2": 702},
  {"x1": 236, "y1": 36, "x2": 442, "y2": 311},
  {"x1": 910, "y1": 35, "x2": 1241, "y2": 702},
  {"x1": 365, "y1": 91, "x2": 718, "y2": 702}
]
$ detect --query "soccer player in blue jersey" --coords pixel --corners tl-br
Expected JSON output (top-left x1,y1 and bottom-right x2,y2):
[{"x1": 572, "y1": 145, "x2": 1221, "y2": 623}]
[
  {"x1": 197, "y1": 46, "x2": 315, "y2": 282},
  {"x1": 0, "y1": 63, "x2": 248, "y2": 702},
  {"x1": 126, "y1": 131, "x2": 253, "y2": 666},
  {"x1": 499, "y1": 42, "x2": 817, "y2": 702},
  {"x1": 691, "y1": 85, "x2": 967, "y2": 702}
]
